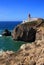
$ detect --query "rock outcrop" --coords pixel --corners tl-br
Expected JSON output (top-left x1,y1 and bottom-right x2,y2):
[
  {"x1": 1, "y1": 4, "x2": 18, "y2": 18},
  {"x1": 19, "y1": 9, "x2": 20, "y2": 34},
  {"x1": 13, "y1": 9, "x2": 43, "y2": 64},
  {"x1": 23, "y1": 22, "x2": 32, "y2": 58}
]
[
  {"x1": 2, "y1": 29, "x2": 11, "y2": 36},
  {"x1": 0, "y1": 40, "x2": 44, "y2": 65},
  {"x1": 12, "y1": 18, "x2": 44, "y2": 42}
]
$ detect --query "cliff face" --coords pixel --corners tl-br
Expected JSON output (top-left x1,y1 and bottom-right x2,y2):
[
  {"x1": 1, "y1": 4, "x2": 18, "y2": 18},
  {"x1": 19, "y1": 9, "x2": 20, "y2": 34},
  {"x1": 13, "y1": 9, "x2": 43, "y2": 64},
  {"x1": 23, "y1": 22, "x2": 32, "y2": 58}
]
[
  {"x1": 0, "y1": 18, "x2": 44, "y2": 65},
  {"x1": 12, "y1": 18, "x2": 44, "y2": 42},
  {"x1": 12, "y1": 24, "x2": 36, "y2": 42}
]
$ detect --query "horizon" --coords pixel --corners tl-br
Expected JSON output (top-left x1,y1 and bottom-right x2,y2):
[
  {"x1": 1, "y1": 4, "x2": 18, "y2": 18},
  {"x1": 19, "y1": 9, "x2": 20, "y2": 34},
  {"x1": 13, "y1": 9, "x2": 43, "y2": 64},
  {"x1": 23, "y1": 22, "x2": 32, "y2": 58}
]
[
  {"x1": 0, "y1": 0, "x2": 44, "y2": 21},
  {"x1": 0, "y1": 20, "x2": 22, "y2": 22}
]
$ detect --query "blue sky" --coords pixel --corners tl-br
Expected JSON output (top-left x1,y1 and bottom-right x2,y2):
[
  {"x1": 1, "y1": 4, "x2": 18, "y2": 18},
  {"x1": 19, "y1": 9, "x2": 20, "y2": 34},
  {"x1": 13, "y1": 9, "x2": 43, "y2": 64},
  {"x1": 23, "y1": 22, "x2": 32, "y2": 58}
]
[{"x1": 0, "y1": 0, "x2": 44, "y2": 21}]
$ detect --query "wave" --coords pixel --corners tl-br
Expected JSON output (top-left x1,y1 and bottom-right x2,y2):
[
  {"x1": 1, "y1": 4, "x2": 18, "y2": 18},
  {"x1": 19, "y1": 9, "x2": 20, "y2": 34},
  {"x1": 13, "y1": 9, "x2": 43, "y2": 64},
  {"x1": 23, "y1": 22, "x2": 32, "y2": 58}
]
[
  {"x1": 0, "y1": 35, "x2": 2, "y2": 37},
  {"x1": 0, "y1": 49, "x2": 4, "y2": 55}
]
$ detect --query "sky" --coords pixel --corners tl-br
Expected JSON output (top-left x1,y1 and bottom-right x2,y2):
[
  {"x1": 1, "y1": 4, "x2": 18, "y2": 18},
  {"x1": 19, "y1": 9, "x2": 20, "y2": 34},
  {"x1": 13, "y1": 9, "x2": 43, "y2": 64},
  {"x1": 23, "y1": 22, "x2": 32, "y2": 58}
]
[{"x1": 0, "y1": 0, "x2": 44, "y2": 21}]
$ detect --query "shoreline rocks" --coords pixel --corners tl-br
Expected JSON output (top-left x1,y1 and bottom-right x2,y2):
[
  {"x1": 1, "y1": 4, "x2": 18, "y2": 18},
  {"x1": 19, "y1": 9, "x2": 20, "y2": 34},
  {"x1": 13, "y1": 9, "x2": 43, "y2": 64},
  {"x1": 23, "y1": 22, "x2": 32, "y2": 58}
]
[{"x1": 0, "y1": 40, "x2": 44, "y2": 65}]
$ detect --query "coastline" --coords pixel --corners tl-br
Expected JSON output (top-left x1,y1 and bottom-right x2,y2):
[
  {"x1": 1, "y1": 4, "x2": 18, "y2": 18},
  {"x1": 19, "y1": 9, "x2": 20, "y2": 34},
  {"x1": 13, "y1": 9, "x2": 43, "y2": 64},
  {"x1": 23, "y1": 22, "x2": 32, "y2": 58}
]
[
  {"x1": 0, "y1": 40, "x2": 44, "y2": 65},
  {"x1": 0, "y1": 18, "x2": 44, "y2": 65}
]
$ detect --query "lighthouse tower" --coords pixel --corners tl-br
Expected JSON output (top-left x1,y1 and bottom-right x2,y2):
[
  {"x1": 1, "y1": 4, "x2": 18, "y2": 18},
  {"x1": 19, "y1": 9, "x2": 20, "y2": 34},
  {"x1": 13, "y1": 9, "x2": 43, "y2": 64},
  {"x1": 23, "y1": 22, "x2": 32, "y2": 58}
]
[
  {"x1": 22, "y1": 13, "x2": 31, "y2": 24},
  {"x1": 28, "y1": 13, "x2": 31, "y2": 22}
]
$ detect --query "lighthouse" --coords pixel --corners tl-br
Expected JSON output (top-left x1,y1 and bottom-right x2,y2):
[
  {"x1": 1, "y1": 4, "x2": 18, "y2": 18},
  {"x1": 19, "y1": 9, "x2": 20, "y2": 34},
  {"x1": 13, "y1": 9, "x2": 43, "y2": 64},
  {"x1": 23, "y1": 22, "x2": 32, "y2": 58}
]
[
  {"x1": 22, "y1": 13, "x2": 38, "y2": 24},
  {"x1": 22, "y1": 13, "x2": 31, "y2": 23},
  {"x1": 28, "y1": 13, "x2": 31, "y2": 22}
]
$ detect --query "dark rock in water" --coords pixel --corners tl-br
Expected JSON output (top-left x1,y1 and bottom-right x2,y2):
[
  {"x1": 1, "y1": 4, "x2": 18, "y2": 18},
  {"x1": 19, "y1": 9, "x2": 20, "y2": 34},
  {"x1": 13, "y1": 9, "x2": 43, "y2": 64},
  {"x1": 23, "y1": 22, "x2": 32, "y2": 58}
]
[{"x1": 2, "y1": 29, "x2": 11, "y2": 36}]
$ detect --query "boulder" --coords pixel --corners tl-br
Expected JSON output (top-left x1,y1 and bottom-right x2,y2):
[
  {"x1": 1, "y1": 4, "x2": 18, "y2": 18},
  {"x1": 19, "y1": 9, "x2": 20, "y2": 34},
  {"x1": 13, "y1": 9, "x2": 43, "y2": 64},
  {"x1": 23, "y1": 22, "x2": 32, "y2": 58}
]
[{"x1": 2, "y1": 29, "x2": 11, "y2": 36}]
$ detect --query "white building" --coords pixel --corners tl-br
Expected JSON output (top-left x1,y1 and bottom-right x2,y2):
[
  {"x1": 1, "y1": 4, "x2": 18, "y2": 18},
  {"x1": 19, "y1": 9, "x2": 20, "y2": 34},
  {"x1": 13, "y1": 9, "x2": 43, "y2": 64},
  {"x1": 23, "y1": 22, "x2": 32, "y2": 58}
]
[{"x1": 22, "y1": 14, "x2": 38, "y2": 24}]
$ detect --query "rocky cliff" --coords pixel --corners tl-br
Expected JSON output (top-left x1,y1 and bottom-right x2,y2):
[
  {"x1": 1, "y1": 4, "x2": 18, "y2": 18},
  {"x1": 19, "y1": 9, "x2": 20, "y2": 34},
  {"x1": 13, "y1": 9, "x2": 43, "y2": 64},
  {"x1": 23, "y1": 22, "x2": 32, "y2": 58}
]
[
  {"x1": 0, "y1": 18, "x2": 44, "y2": 65},
  {"x1": 12, "y1": 18, "x2": 44, "y2": 42},
  {"x1": 0, "y1": 40, "x2": 44, "y2": 65}
]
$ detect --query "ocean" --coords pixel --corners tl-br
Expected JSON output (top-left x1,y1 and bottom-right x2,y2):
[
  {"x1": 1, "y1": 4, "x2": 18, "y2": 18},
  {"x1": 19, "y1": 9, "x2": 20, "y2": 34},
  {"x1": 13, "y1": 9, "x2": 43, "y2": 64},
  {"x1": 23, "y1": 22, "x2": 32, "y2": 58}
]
[{"x1": 0, "y1": 21, "x2": 25, "y2": 52}]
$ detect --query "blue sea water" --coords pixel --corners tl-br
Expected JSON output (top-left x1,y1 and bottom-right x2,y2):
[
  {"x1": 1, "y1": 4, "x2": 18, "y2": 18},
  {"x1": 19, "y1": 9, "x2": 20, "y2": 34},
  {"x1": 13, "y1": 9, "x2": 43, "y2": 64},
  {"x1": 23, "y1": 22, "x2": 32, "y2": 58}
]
[
  {"x1": 0, "y1": 21, "x2": 25, "y2": 51},
  {"x1": 0, "y1": 21, "x2": 22, "y2": 30},
  {"x1": 0, "y1": 21, "x2": 22, "y2": 34}
]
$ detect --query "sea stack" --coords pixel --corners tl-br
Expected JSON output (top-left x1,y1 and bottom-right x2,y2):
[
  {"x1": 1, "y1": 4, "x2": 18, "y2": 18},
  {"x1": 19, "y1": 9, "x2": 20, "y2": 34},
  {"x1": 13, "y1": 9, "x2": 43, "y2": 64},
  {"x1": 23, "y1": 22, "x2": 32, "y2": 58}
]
[{"x1": 2, "y1": 29, "x2": 11, "y2": 36}]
